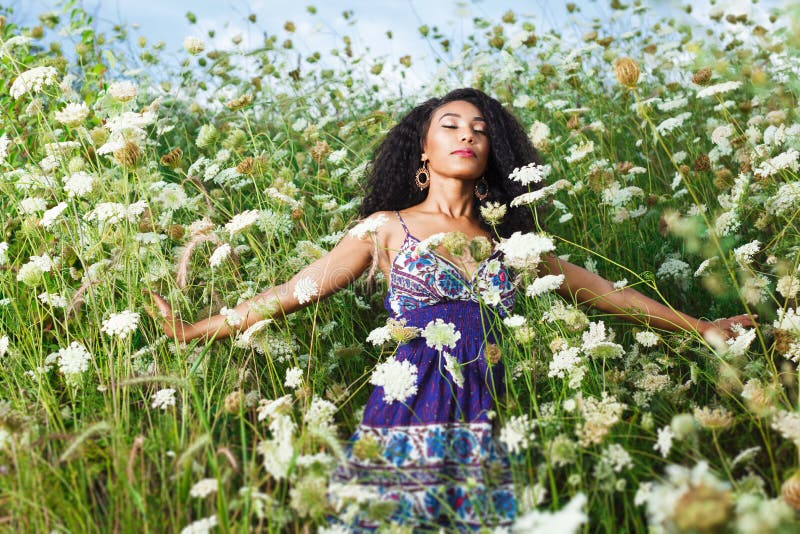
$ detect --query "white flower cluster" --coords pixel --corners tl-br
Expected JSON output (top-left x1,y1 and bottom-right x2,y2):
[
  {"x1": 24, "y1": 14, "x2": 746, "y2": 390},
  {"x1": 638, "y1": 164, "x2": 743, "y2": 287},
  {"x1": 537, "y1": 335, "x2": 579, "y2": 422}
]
[
  {"x1": 96, "y1": 110, "x2": 156, "y2": 155},
  {"x1": 257, "y1": 412, "x2": 296, "y2": 480},
  {"x1": 635, "y1": 331, "x2": 659, "y2": 347},
  {"x1": 575, "y1": 392, "x2": 626, "y2": 446},
  {"x1": 528, "y1": 121, "x2": 550, "y2": 148},
  {"x1": 209, "y1": 243, "x2": 232, "y2": 268},
  {"x1": 293, "y1": 277, "x2": 319, "y2": 305},
  {"x1": 421, "y1": 319, "x2": 461, "y2": 351},
  {"x1": 366, "y1": 325, "x2": 392, "y2": 346},
  {"x1": 54, "y1": 102, "x2": 90, "y2": 127},
  {"x1": 63, "y1": 171, "x2": 95, "y2": 197},
  {"x1": 39, "y1": 202, "x2": 68, "y2": 228},
  {"x1": 348, "y1": 213, "x2": 388, "y2": 240},
  {"x1": 580, "y1": 321, "x2": 624, "y2": 359},
  {"x1": 85, "y1": 200, "x2": 148, "y2": 225},
  {"x1": 754, "y1": 148, "x2": 799, "y2": 179},
  {"x1": 220, "y1": 307, "x2": 243, "y2": 327},
  {"x1": 771, "y1": 410, "x2": 800, "y2": 447},
  {"x1": 52, "y1": 341, "x2": 92, "y2": 376},
  {"x1": 499, "y1": 413, "x2": 537, "y2": 454},
  {"x1": 525, "y1": 274, "x2": 564, "y2": 297},
  {"x1": 151, "y1": 388, "x2": 176, "y2": 410},
  {"x1": 369, "y1": 357, "x2": 419, "y2": 404},
  {"x1": 10, "y1": 66, "x2": 59, "y2": 99},
  {"x1": 512, "y1": 492, "x2": 587, "y2": 533},
  {"x1": 284, "y1": 367, "x2": 303, "y2": 389},
  {"x1": 509, "y1": 179, "x2": 571, "y2": 207},
  {"x1": 442, "y1": 351, "x2": 464, "y2": 388},
  {"x1": 497, "y1": 231, "x2": 556, "y2": 271},
  {"x1": 224, "y1": 209, "x2": 261, "y2": 236},
  {"x1": 655, "y1": 112, "x2": 691, "y2": 136},
  {"x1": 183, "y1": 36, "x2": 205, "y2": 55},
  {"x1": 101, "y1": 310, "x2": 140, "y2": 339},
  {"x1": 189, "y1": 478, "x2": 217, "y2": 498},
  {"x1": 508, "y1": 162, "x2": 552, "y2": 186},
  {"x1": 304, "y1": 396, "x2": 337, "y2": 433},
  {"x1": 695, "y1": 80, "x2": 742, "y2": 98},
  {"x1": 565, "y1": 140, "x2": 594, "y2": 163},
  {"x1": 107, "y1": 81, "x2": 137, "y2": 102}
]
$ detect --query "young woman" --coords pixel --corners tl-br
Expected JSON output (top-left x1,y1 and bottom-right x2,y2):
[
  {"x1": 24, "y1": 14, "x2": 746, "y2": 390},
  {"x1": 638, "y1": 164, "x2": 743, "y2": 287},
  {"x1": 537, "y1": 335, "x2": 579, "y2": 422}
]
[{"x1": 146, "y1": 88, "x2": 756, "y2": 530}]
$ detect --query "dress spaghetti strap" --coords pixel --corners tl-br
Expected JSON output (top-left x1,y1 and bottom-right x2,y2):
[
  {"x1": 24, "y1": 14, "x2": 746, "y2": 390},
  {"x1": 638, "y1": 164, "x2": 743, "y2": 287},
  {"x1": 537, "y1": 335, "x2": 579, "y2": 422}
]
[{"x1": 395, "y1": 210, "x2": 410, "y2": 237}]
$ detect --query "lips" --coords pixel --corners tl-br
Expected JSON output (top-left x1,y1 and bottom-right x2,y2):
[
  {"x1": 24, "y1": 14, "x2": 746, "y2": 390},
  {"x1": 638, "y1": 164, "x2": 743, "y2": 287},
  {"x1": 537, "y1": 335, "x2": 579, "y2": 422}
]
[{"x1": 451, "y1": 149, "x2": 476, "y2": 158}]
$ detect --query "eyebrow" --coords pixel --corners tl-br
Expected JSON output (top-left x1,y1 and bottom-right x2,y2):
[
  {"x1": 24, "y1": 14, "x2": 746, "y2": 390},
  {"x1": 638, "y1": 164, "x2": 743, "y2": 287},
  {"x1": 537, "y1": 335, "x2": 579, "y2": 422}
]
[{"x1": 438, "y1": 112, "x2": 486, "y2": 122}]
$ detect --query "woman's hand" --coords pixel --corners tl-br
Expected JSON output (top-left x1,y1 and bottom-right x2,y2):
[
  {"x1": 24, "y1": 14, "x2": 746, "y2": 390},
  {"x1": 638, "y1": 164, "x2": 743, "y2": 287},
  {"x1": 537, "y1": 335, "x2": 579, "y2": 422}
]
[
  {"x1": 700, "y1": 313, "x2": 759, "y2": 344},
  {"x1": 143, "y1": 289, "x2": 195, "y2": 342}
]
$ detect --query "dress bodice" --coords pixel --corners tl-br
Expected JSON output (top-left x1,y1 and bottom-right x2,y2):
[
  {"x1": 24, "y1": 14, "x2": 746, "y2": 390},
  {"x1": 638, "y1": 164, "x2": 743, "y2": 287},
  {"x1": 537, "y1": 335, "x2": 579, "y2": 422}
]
[{"x1": 383, "y1": 211, "x2": 516, "y2": 318}]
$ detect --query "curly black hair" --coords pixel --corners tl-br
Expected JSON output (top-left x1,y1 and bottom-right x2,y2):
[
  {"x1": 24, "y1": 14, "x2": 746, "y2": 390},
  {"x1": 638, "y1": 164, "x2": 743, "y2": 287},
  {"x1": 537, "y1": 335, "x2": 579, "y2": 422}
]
[{"x1": 358, "y1": 87, "x2": 544, "y2": 238}]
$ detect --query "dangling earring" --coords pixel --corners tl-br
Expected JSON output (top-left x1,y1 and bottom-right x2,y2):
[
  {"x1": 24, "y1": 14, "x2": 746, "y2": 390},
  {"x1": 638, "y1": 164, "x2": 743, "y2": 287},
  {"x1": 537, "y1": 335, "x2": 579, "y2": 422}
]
[
  {"x1": 474, "y1": 176, "x2": 488, "y2": 200},
  {"x1": 414, "y1": 160, "x2": 430, "y2": 190}
]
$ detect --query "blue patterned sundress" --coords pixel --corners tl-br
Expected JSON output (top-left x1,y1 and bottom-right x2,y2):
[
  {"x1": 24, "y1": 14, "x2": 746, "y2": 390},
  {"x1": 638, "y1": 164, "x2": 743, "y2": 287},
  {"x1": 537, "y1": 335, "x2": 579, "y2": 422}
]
[{"x1": 329, "y1": 210, "x2": 520, "y2": 531}]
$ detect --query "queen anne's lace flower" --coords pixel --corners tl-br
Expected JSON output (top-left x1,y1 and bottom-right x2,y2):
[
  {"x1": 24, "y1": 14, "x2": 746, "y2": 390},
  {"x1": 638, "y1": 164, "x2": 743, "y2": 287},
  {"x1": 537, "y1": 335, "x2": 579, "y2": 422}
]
[
  {"x1": 509, "y1": 162, "x2": 552, "y2": 186},
  {"x1": 497, "y1": 232, "x2": 555, "y2": 270},
  {"x1": 63, "y1": 172, "x2": 94, "y2": 197},
  {"x1": 54, "y1": 102, "x2": 90, "y2": 126},
  {"x1": 151, "y1": 388, "x2": 176, "y2": 410},
  {"x1": 225, "y1": 210, "x2": 261, "y2": 236},
  {"x1": 369, "y1": 357, "x2": 418, "y2": 404},
  {"x1": 421, "y1": 319, "x2": 461, "y2": 351},
  {"x1": 54, "y1": 342, "x2": 92, "y2": 375},
  {"x1": 10, "y1": 66, "x2": 59, "y2": 99},
  {"x1": 442, "y1": 351, "x2": 464, "y2": 388},
  {"x1": 526, "y1": 274, "x2": 564, "y2": 297},
  {"x1": 107, "y1": 81, "x2": 137, "y2": 102},
  {"x1": 695, "y1": 80, "x2": 742, "y2": 98},
  {"x1": 348, "y1": 214, "x2": 388, "y2": 240},
  {"x1": 209, "y1": 244, "x2": 232, "y2": 268},
  {"x1": 500, "y1": 413, "x2": 536, "y2": 454},
  {"x1": 189, "y1": 478, "x2": 217, "y2": 498},
  {"x1": 101, "y1": 310, "x2": 140, "y2": 339},
  {"x1": 293, "y1": 277, "x2": 319, "y2": 305}
]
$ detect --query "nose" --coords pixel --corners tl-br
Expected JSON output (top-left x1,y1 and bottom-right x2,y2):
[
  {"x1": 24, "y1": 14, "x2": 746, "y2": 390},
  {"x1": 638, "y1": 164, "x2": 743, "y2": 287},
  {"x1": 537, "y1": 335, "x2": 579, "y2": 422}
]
[{"x1": 460, "y1": 129, "x2": 474, "y2": 143}]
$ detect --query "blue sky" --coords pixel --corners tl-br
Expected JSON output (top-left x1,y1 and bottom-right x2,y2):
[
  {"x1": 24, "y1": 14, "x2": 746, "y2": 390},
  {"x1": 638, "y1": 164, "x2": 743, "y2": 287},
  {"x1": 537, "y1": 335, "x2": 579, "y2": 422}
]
[{"x1": 11, "y1": 0, "x2": 788, "y2": 86}]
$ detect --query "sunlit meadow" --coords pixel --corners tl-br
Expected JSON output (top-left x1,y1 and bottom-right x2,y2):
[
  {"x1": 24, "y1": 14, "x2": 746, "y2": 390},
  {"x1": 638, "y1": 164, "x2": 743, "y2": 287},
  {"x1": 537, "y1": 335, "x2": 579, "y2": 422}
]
[{"x1": 1, "y1": 0, "x2": 800, "y2": 531}]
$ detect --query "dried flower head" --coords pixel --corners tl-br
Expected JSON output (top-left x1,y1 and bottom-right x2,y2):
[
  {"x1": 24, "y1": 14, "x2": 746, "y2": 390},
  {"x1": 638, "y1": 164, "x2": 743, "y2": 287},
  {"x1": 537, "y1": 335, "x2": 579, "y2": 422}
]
[
  {"x1": 693, "y1": 406, "x2": 734, "y2": 431},
  {"x1": 160, "y1": 147, "x2": 183, "y2": 168},
  {"x1": 614, "y1": 57, "x2": 640, "y2": 88}
]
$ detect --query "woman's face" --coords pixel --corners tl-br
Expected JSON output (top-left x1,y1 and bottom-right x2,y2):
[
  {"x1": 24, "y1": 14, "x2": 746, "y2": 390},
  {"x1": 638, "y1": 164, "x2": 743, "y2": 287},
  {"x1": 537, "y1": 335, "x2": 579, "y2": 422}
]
[{"x1": 422, "y1": 99, "x2": 490, "y2": 181}]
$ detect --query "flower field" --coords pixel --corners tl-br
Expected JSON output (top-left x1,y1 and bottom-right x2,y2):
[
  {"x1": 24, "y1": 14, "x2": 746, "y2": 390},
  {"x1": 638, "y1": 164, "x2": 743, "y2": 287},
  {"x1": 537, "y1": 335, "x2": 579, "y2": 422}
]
[{"x1": 2, "y1": 1, "x2": 800, "y2": 531}]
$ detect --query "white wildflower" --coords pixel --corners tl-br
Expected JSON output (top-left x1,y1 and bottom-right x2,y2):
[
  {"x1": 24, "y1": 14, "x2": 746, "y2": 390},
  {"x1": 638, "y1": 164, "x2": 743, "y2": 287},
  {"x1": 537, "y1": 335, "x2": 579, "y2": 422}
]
[
  {"x1": 694, "y1": 256, "x2": 718, "y2": 277},
  {"x1": 38, "y1": 292, "x2": 67, "y2": 308},
  {"x1": 225, "y1": 209, "x2": 261, "y2": 236},
  {"x1": 771, "y1": 410, "x2": 800, "y2": 447},
  {"x1": 528, "y1": 121, "x2": 550, "y2": 148},
  {"x1": 695, "y1": 80, "x2": 742, "y2": 98},
  {"x1": 635, "y1": 331, "x2": 659, "y2": 347},
  {"x1": 10, "y1": 66, "x2": 59, "y2": 99},
  {"x1": 189, "y1": 478, "x2": 217, "y2": 498},
  {"x1": 776, "y1": 275, "x2": 800, "y2": 299},
  {"x1": 366, "y1": 325, "x2": 392, "y2": 346},
  {"x1": 151, "y1": 388, "x2": 177, "y2": 410},
  {"x1": 55, "y1": 341, "x2": 92, "y2": 375},
  {"x1": 509, "y1": 162, "x2": 552, "y2": 186},
  {"x1": 293, "y1": 277, "x2": 319, "y2": 305},
  {"x1": 63, "y1": 171, "x2": 94, "y2": 197},
  {"x1": 754, "y1": 148, "x2": 799, "y2": 179},
  {"x1": 220, "y1": 307, "x2": 243, "y2": 328},
  {"x1": 733, "y1": 240, "x2": 760, "y2": 267},
  {"x1": 565, "y1": 140, "x2": 594, "y2": 163},
  {"x1": 500, "y1": 414, "x2": 537, "y2": 454},
  {"x1": 653, "y1": 425, "x2": 674, "y2": 458},
  {"x1": 284, "y1": 367, "x2": 303, "y2": 389},
  {"x1": 655, "y1": 112, "x2": 691, "y2": 136},
  {"x1": 39, "y1": 202, "x2": 68, "y2": 228},
  {"x1": 348, "y1": 214, "x2": 388, "y2": 240},
  {"x1": 613, "y1": 279, "x2": 628, "y2": 289},
  {"x1": 421, "y1": 319, "x2": 461, "y2": 351},
  {"x1": 101, "y1": 310, "x2": 140, "y2": 339},
  {"x1": 369, "y1": 357, "x2": 418, "y2": 404},
  {"x1": 497, "y1": 231, "x2": 556, "y2": 270},
  {"x1": 526, "y1": 274, "x2": 564, "y2": 297},
  {"x1": 183, "y1": 36, "x2": 205, "y2": 55},
  {"x1": 107, "y1": 81, "x2": 137, "y2": 102},
  {"x1": 512, "y1": 493, "x2": 587, "y2": 534},
  {"x1": 54, "y1": 102, "x2": 90, "y2": 127},
  {"x1": 209, "y1": 243, "x2": 232, "y2": 268},
  {"x1": 180, "y1": 515, "x2": 218, "y2": 534},
  {"x1": 442, "y1": 351, "x2": 464, "y2": 388}
]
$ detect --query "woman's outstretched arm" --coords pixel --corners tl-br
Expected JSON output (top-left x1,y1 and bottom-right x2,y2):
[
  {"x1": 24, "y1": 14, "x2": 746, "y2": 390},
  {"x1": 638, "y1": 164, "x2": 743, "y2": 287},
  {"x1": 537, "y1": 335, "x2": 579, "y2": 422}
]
[
  {"x1": 145, "y1": 219, "x2": 378, "y2": 343},
  {"x1": 538, "y1": 253, "x2": 757, "y2": 340}
]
